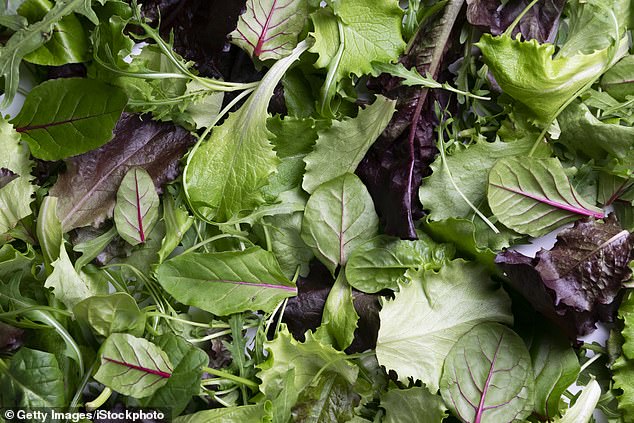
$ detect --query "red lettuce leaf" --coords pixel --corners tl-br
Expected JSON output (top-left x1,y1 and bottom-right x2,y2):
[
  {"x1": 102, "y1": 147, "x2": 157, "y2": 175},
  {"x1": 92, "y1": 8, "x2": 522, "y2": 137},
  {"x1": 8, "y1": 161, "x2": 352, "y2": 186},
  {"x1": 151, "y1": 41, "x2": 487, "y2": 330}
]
[
  {"x1": 496, "y1": 216, "x2": 633, "y2": 339},
  {"x1": 50, "y1": 113, "x2": 195, "y2": 231}
]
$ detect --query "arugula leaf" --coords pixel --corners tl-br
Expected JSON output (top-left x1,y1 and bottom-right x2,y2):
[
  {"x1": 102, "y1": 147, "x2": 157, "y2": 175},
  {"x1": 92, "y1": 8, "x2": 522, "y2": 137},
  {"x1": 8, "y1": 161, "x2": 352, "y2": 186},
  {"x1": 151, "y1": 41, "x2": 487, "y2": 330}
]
[
  {"x1": 0, "y1": 347, "x2": 65, "y2": 407},
  {"x1": 381, "y1": 386, "x2": 447, "y2": 423},
  {"x1": 260, "y1": 211, "x2": 314, "y2": 279},
  {"x1": 156, "y1": 247, "x2": 297, "y2": 316},
  {"x1": 158, "y1": 192, "x2": 193, "y2": 264},
  {"x1": 302, "y1": 96, "x2": 395, "y2": 193},
  {"x1": 0, "y1": 0, "x2": 100, "y2": 107},
  {"x1": 376, "y1": 260, "x2": 513, "y2": 392},
  {"x1": 72, "y1": 226, "x2": 117, "y2": 271},
  {"x1": 314, "y1": 269, "x2": 359, "y2": 351},
  {"x1": 114, "y1": 167, "x2": 160, "y2": 246},
  {"x1": 73, "y1": 293, "x2": 146, "y2": 338},
  {"x1": 301, "y1": 173, "x2": 379, "y2": 275},
  {"x1": 49, "y1": 113, "x2": 194, "y2": 231},
  {"x1": 488, "y1": 156, "x2": 604, "y2": 237},
  {"x1": 0, "y1": 118, "x2": 35, "y2": 235},
  {"x1": 229, "y1": 0, "x2": 309, "y2": 61},
  {"x1": 95, "y1": 333, "x2": 173, "y2": 399},
  {"x1": 553, "y1": 379, "x2": 601, "y2": 423},
  {"x1": 11, "y1": 78, "x2": 127, "y2": 161},
  {"x1": 184, "y1": 40, "x2": 310, "y2": 222},
  {"x1": 19, "y1": 0, "x2": 89, "y2": 65}
]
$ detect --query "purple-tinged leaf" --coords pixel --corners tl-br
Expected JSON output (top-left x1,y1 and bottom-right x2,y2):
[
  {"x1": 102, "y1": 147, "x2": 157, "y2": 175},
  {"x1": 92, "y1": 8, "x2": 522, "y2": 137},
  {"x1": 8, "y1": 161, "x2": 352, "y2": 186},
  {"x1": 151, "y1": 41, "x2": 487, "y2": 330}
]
[
  {"x1": 496, "y1": 215, "x2": 634, "y2": 339},
  {"x1": 0, "y1": 321, "x2": 24, "y2": 353},
  {"x1": 440, "y1": 323, "x2": 534, "y2": 423},
  {"x1": 94, "y1": 333, "x2": 174, "y2": 399},
  {"x1": 0, "y1": 168, "x2": 18, "y2": 189},
  {"x1": 49, "y1": 113, "x2": 195, "y2": 231},
  {"x1": 488, "y1": 157, "x2": 605, "y2": 237},
  {"x1": 114, "y1": 167, "x2": 159, "y2": 246},
  {"x1": 156, "y1": 247, "x2": 297, "y2": 316},
  {"x1": 229, "y1": 0, "x2": 308, "y2": 61}
]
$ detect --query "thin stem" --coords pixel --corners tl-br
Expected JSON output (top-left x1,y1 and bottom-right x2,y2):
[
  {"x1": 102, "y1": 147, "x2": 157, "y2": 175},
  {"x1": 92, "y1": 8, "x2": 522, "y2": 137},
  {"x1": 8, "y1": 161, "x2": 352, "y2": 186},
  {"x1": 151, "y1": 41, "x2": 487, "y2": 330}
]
[
  {"x1": 202, "y1": 367, "x2": 259, "y2": 389},
  {"x1": 580, "y1": 353, "x2": 603, "y2": 374},
  {"x1": 187, "y1": 328, "x2": 233, "y2": 343},
  {"x1": 0, "y1": 306, "x2": 73, "y2": 318},
  {"x1": 181, "y1": 233, "x2": 254, "y2": 256},
  {"x1": 504, "y1": 0, "x2": 539, "y2": 37},
  {"x1": 145, "y1": 311, "x2": 214, "y2": 328}
]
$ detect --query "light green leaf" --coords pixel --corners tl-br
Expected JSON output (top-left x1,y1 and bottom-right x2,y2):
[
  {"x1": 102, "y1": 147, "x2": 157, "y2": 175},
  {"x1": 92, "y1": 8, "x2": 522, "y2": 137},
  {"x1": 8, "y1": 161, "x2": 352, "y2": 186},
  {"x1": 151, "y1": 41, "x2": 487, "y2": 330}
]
[
  {"x1": 19, "y1": 0, "x2": 89, "y2": 65},
  {"x1": 95, "y1": 333, "x2": 173, "y2": 399},
  {"x1": 261, "y1": 211, "x2": 314, "y2": 279},
  {"x1": 10, "y1": 78, "x2": 127, "y2": 161},
  {"x1": 553, "y1": 379, "x2": 601, "y2": 423},
  {"x1": 376, "y1": 260, "x2": 513, "y2": 392},
  {"x1": 114, "y1": 167, "x2": 160, "y2": 246},
  {"x1": 0, "y1": 118, "x2": 35, "y2": 235},
  {"x1": 185, "y1": 41, "x2": 310, "y2": 222},
  {"x1": 174, "y1": 403, "x2": 272, "y2": 423},
  {"x1": 45, "y1": 243, "x2": 106, "y2": 310},
  {"x1": 0, "y1": 0, "x2": 98, "y2": 107},
  {"x1": 314, "y1": 269, "x2": 359, "y2": 351},
  {"x1": 302, "y1": 96, "x2": 395, "y2": 193},
  {"x1": 141, "y1": 334, "x2": 208, "y2": 416},
  {"x1": 156, "y1": 247, "x2": 297, "y2": 316},
  {"x1": 158, "y1": 192, "x2": 193, "y2": 263},
  {"x1": 230, "y1": 0, "x2": 308, "y2": 61},
  {"x1": 0, "y1": 347, "x2": 65, "y2": 407},
  {"x1": 477, "y1": 33, "x2": 617, "y2": 124},
  {"x1": 528, "y1": 325, "x2": 580, "y2": 419},
  {"x1": 181, "y1": 80, "x2": 224, "y2": 130},
  {"x1": 381, "y1": 386, "x2": 448, "y2": 423},
  {"x1": 36, "y1": 196, "x2": 62, "y2": 272},
  {"x1": 346, "y1": 234, "x2": 454, "y2": 294},
  {"x1": 309, "y1": 0, "x2": 404, "y2": 111},
  {"x1": 301, "y1": 173, "x2": 378, "y2": 275},
  {"x1": 440, "y1": 323, "x2": 534, "y2": 423},
  {"x1": 73, "y1": 292, "x2": 146, "y2": 338},
  {"x1": 419, "y1": 138, "x2": 536, "y2": 222},
  {"x1": 488, "y1": 157, "x2": 604, "y2": 237},
  {"x1": 0, "y1": 243, "x2": 34, "y2": 279}
]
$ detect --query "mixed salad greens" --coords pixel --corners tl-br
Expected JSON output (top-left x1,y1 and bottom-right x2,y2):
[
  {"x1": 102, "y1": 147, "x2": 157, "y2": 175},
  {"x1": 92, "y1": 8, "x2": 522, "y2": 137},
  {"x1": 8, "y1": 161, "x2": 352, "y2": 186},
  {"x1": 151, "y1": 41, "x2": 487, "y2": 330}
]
[{"x1": 0, "y1": 0, "x2": 633, "y2": 422}]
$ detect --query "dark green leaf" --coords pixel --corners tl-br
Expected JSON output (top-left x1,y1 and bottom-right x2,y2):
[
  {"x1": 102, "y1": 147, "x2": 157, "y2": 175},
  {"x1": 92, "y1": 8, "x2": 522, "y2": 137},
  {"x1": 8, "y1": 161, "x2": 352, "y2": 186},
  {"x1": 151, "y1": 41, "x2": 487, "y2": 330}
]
[
  {"x1": 73, "y1": 292, "x2": 146, "y2": 338},
  {"x1": 381, "y1": 386, "x2": 447, "y2": 423},
  {"x1": 291, "y1": 373, "x2": 359, "y2": 422}
]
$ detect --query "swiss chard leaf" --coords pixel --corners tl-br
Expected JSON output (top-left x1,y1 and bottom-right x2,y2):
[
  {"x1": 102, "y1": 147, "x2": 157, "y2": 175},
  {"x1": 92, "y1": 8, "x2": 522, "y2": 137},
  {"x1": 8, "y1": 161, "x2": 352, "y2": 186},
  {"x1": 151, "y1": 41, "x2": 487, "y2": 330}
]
[
  {"x1": 376, "y1": 260, "x2": 513, "y2": 392},
  {"x1": 73, "y1": 292, "x2": 146, "y2": 338},
  {"x1": 49, "y1": 113, "x2": 195, "y2": 231},
  {"x1": 439, "y1": 322, "x2": 534, "y2": 423},
  {"x1": 496, "y1": 216, "x2": 633, "y2": 338},
  {"x1": 301, "y1": 173, "x2": 379, "y2": 275},
  {"x1": 184, "y1": 40, "x2": 310, "y2": 223},
  {"x1": 95, "y1": 333, "x2": 173, "y2": 399},
  {"x1": 229, "y1": 0, "x2": 309, "y2": 61},
  {"x1": 11, "y1": 78, "x2": 127, "y2": 161},
  {"x1": 114, "y1": 167, "x2": 160, "y2": 246},
  {"x1": 156, "y1": 247, "x2": 297, "y2": 316},
  {"x1": 488, "y1": 156, "x2": 604, "y2": 237}
]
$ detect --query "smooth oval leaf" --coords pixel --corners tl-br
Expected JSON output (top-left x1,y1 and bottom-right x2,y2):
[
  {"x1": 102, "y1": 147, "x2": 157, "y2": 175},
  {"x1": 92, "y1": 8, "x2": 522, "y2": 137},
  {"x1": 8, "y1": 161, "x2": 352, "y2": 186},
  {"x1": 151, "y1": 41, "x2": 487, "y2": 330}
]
[
  {"x1": 114, "y1": 167, "x2": 160, "y2": 246},
  {"x1": 73, "y1": 293, "x2": 146, "y2": 338},
  {"x1": 488, "y1": 157, "x2": 604, "y2": 237},
  {"x1": 156, "y1": 247, "x2": 297, "y2": 316},
  {"x1": 229, "y1": 0, "x2": 308, "y2": 60},
  {"x1": 301, "y1": 173, "x2": 379, "y2": 275},
  {"x1": 10, "y1": 78, "x2": 127, "y2": 161},
  {"x1": 94, "y1": 333, "x2": 173, "y2": 399},
  {"x1": 314, "y1": 269, "x2": 359, "y2": 351},
  {"x1": 440, "y1": 323, "x2": 534, "y2": 423}
]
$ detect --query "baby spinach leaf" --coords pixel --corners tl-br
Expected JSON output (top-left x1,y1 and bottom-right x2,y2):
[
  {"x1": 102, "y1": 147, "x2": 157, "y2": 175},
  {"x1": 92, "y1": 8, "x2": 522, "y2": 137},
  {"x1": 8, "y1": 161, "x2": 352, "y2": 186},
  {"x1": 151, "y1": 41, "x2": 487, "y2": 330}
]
[
  {"x1": 95, "y1": 333, "x2": 173, "y2": 399},
  {"x1": 229, "y1": 0, "x2": 309, "y2": 60},
  {"x1": 19, "y1": 0, "x2": 89, "y2": 65},
  {"x1": 73, "y1": 292, "x2": 146, "y2": 338},
  {"x1": 301, "y1": 173, "x2": 379, "y2": 275},
  {"x1": 184, "y1": 40, "x2": 310, "y2": 223},
  {"x1": 11, "y1": 78, "x2": 127, "y2": 161},
  {"x1": 314, "y1": 269, "x2": 359, "y2": 351},
  {"x1": 156, "y1": 247, "x2": 297, "y2": 316},
  {"x1": 0, "y1": 118, "x2": 35, "y2": 236},
  {"x1": 114, "y1": 167, "x2": 160, "y2": 246},
  {"x1": 141, "y1": 334, "x2": 208, "y2": 416},
  {"x1": 439, "y1": 322, "x2": 534, "y2": 423},
  {"x1": 376, "y1": 260, "x2": 513, "y2": 392},
  {"x1": 381, "y1": 386, "x2": 447, "y2": 423},
  {"x1": 302, "y1": 96, "x2": 395, "y2": 193},
  {"x1": 50, "y1": 113, "x2": 195, "y2": 231},
  {"x1": 346, "y1": 234, "x2": 453, "y2": 293},
  {"x1": 0, "y1": 347, "x2": 65, "y2": 407},
  {"x1": 488, "y1": 157, "x2": 604, "y2": 237}
]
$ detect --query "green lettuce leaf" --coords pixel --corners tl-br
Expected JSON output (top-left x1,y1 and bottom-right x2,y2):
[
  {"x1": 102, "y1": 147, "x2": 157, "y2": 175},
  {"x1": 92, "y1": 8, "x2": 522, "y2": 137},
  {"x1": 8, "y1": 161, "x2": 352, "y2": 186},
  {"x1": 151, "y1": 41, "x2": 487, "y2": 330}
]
[{"x1": 381, "y1": 386, "x2": 448, "y2": 423}]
